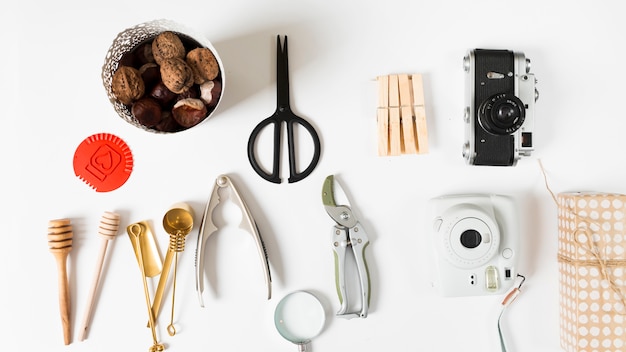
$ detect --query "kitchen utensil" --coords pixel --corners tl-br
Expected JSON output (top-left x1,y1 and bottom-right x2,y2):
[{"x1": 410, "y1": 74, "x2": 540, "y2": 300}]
[
  {"x1": 47, "y1": 218, "x2": 74, "y2": 345},
  {"x1": 195, "y1": 174, "x2": 272, "y2": 307},
  {"x1": 73, "y1": 133, "x2": 134, "y2": 192},
  {"x1": 151, "y1": 203, "x2": 193, "y2": 334},
  {"x1": 127, "y1": 221, "x2": 164, "y2": 351},
  {"x1": 78, "y1": 211, "x2": 121, "y2": 341},
  {"x1": 247, "y1": 35, "x2": 321, "y2": 183}
]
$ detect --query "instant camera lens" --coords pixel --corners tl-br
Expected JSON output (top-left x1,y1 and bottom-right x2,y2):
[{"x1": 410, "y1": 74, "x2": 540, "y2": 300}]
[
  {"x1": 460, "y1": 229, "x2": 482, "y2": 249},
  {"x1": 478, "y1": 93, "x2": 525, "y2": 135}
]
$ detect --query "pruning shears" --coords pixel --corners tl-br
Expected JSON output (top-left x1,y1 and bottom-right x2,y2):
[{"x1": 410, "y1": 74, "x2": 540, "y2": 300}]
[{"x1": 322, "y1": 175, "x2": 371, "y2": 319}]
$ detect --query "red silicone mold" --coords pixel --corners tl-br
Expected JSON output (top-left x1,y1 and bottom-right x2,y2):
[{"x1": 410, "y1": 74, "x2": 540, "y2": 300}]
[{"x1": 73, "y1": 133, "x2": 133, "y2": 192}]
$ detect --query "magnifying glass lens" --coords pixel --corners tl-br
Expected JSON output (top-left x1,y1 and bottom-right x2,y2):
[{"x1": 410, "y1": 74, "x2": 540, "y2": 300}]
[{"x1": 274, "y1": 291, "x2": 325, "y2": 344}]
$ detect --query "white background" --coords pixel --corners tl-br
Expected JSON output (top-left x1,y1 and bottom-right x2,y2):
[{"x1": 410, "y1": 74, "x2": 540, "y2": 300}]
[{"x1": 5, "y1": 1, "x2": 626, "y2": 351}]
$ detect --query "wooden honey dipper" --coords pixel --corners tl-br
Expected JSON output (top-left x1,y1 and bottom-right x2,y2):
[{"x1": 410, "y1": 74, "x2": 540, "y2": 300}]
[
  {"x1": 78, "y1": 211, "x2": 121, "y2": 341},
  {"x1": 47, "y1": 218, "x2": 73, "y2": 345}
]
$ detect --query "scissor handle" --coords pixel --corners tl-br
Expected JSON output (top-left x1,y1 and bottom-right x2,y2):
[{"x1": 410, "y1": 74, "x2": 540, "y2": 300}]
[
  {"x1": 248, "y1": 115, "x2": 282, "y2": 183},
  {"x1": 247, "y1": 112, "x2": 321, "y2": 184},
  {"x1": 286, "y1": 113, "x2": 321, "y2": 183}
]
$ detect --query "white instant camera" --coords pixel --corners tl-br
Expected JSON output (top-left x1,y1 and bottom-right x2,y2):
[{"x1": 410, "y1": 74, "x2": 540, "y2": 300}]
[{"x1": 429, "y1": 194, "x2": 519, "y2": 297}]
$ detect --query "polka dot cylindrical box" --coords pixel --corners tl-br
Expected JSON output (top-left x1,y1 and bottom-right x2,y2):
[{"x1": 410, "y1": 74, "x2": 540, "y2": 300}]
[{"x1": 558, "y1": 192, "x2": 626, "y2": 352}]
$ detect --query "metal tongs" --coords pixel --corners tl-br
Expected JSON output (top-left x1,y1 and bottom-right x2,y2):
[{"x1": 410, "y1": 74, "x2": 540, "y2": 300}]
[
  {"x1": 322, "y1": 175, "x2": 371, "y2": 319},
  {"x1": 195, "y1": 174, "x2": 272, "y2": 307}
]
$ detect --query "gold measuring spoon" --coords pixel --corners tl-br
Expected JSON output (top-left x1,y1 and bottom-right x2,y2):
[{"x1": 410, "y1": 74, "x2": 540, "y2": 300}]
[
  {"x1": 127, "y1": 221, "x2": 164, "y2": 352},
  {"x1": 150, "y1": 203, "x2": 194, "y2": 335}
]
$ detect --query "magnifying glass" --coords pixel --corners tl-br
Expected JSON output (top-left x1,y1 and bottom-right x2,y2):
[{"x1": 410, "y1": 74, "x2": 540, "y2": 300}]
[{"x1": 274, "y1": 291, "x2": 326, "y2": 352}]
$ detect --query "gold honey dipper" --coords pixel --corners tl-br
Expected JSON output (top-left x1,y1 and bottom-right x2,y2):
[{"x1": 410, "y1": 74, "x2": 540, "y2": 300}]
[
  {"x1": 47, "y1": 218, "x2": 73, "y2": 345},
  {"x1": 78, "y1": 211, "x2": 121, "y2": 341}
]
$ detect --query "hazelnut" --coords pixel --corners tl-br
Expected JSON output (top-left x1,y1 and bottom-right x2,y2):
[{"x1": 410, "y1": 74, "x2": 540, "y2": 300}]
[
  {"x1": 111, "y1": 66, "x2": 145, "y2": 105},
  {"x1": 199, "y1": 80, "x2": 222, "y2": 107},
  {"x1": 150, "y1": 81, "x2": 177, "y2": 106},
  {"x1": 172, "y1": 98, "x2": 207, "y2": 128},
  {"x1": 160, "y1": 58, "x2": 194, "y2": 94},
  {"x1": 152, "y1": 31, "x2": 185, "y2": 65},
  {"x1": 186, "y1": 47, "x2": 219, "y2": 84},
  {"x1": 139, "y1": 63, "x2": 160, "y2": 90},
  {"x1": 131, "y1": 97, "x2": 163, "y2": 127}
]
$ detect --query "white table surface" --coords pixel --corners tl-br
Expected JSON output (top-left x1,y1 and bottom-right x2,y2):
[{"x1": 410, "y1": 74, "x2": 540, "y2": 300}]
[{"x1": 5, "y1": 1, "x2": 626, "y2": 351}]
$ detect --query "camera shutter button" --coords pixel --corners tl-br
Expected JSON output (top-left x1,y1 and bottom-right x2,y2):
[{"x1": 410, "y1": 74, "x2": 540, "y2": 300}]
[{"x1": 502, "y1": 248, "x2": 514, "y2": 259}]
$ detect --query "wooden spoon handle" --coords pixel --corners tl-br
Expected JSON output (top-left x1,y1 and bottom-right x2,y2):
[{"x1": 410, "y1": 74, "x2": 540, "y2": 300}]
[{"x1": 53, "y1": 250, "x2": 71, "y2": 345}]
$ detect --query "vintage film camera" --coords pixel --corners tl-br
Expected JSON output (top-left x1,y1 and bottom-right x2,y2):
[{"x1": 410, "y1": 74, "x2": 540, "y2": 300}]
[
  {"x1": 462, "y1": 49, "x2": 538, "y2": 166},
  {"x1": 429, "y1": 194, "x2": 519, "y2": 297}
]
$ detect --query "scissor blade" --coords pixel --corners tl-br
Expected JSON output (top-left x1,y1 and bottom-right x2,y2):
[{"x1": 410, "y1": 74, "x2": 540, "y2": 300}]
[{"x1": 276, "y1": 35, "x2": 290, "y2": 109}]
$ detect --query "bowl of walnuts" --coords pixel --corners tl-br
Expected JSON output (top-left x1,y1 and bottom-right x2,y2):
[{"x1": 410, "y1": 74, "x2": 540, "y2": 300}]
[{"x1": 102, "y1": 19, "x2": 224, "y2": 133}]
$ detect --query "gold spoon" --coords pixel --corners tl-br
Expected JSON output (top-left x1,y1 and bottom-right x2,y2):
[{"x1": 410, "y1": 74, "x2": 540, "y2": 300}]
[
  {"x1": 150, "y1": 203, "x2": 193, "y2": 334},
  {"x1": 127, "y1": 222, "x2": 164, "y2": 352}
]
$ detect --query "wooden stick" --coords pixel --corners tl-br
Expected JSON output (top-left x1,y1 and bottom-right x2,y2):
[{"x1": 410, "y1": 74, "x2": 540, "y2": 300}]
[
  {"x1": 78, "y1": 212, "x2": 121, "y2": 341},
  {"x1": 48, "y1": 219, "x2": 73, "y2": 345}
]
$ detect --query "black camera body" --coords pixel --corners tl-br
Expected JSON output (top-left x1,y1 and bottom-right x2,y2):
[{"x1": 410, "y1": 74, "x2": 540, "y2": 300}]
[{"x1": 462, "y1": 49, "x2": 538, "y2": 166}]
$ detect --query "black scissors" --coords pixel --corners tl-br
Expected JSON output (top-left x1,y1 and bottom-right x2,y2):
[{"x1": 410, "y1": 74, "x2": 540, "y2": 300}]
[{"x1": 247, "y1": 35, "x2": 321, "y2": 184}]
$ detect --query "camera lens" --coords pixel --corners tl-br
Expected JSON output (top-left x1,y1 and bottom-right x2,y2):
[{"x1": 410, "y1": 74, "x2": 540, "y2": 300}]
[
  {"x1": 460, "y1": 229, "x2": 482, "y2": 249},
  {"x1": 478, "y1": 93, "x2": 525, "y2": 135},
  {"x1": 496, "y1": 104, "x2": 516, "y2": 122}
]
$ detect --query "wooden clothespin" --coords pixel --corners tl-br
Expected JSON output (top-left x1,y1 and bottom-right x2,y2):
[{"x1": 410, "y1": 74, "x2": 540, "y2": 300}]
[{"x1": 377, "y1": 74, "x2": 428, "y2": 156}]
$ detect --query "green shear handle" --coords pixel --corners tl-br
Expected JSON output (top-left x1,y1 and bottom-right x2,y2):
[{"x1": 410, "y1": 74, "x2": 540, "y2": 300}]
[{"x1": 332, "y1": 223, "x2": 371, "y2": 319}]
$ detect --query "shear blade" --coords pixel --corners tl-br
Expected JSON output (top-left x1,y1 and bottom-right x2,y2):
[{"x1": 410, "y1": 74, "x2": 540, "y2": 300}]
[{"x1": 324, "y1": 175, "x2": 354, "y2": 206}]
